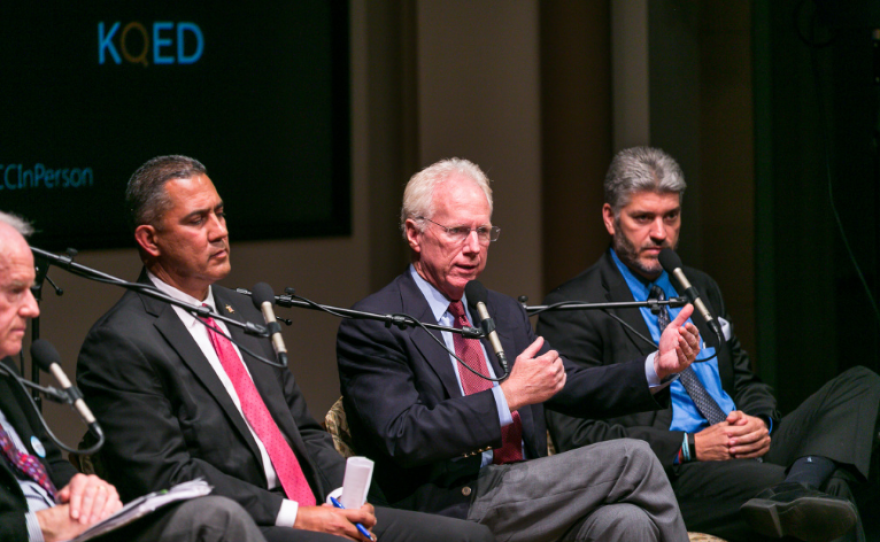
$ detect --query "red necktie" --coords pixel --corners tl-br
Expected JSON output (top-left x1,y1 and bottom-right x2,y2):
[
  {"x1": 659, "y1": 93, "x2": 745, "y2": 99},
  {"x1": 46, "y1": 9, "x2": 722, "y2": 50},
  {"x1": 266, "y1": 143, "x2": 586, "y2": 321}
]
[
  {"x1": 448, "y1": 301, "x2": 524, "y2": 464},
  {"x1": 201, "y1": 313, "x2": 316, "y2": 506},
  {"x1": 0, "y1": 426, "x2": 57, "y2": 499}
]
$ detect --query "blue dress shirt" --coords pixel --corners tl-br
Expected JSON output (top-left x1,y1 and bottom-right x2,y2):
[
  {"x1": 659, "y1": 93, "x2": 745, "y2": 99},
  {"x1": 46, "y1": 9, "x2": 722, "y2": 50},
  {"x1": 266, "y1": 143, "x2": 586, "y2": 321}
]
[{"x1": 610, "y1": 250, "x2": 737, "y2": 433}]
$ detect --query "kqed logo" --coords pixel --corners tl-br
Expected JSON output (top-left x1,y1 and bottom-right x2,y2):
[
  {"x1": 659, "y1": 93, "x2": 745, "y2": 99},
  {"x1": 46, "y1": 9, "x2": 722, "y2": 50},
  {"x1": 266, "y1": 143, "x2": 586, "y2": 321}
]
[{"x1": 98, "y1": 21, "x2": 204, "y2": 66}]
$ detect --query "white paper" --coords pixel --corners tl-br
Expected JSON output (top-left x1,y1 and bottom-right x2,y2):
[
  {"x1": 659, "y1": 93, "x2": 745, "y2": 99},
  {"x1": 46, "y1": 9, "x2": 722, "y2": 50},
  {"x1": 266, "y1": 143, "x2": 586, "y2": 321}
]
[
  {"x1": 340, "y1": 456, "x2": 374, "y2": 509},
  {"x1": 64, "y1": 479, "x2": 213, "y2": 542}
]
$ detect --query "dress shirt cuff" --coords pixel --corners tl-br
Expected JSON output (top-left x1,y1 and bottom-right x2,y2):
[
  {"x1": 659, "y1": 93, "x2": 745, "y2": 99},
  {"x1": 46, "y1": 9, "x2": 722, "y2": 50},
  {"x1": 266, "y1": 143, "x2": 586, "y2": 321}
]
[
  {"x1": 646, "y1": 353, "x2": 661, "y2": 387},
  {"x1": 645, "y1": 353, "x2": 678, "y2": 394},
  {"x1": 25, "y1": 511, "x2": 45, "y2": 542},
  {"x1": 326, "y1": 487, "x2": 343, "y2": 504},
  {"x1": 276, "y1": 499, "x2": 299, "y2": 527},
  {"x1": 491, "y1": 386, "x2": 514, "y2": 426}
]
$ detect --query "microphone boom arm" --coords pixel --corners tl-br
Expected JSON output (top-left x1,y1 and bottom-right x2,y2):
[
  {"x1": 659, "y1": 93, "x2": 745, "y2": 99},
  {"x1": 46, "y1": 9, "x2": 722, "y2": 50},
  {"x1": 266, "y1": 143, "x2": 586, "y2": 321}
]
[
  {"x1": 235, "y1": 288, "x2": 484, "y2": 339},
  {"x1": 524, "y1": 298, "x2": 688, "y2": 315},
  {"x1": 31, "y1": 247, "x2": 268, "y2": 338}
]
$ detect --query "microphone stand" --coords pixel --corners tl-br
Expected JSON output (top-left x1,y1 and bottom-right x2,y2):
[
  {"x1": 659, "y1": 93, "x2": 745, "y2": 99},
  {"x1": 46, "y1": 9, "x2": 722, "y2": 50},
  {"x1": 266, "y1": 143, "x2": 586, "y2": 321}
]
[
  {"x1": 31, "y1": 247, "x2": 269, "y2": 339},
  {"x1": 27, "y1": 251, "x2": 66, "y2": 410},
  {"x1": 522, "y1": 297, "x2": 689, "y2": 315},
  {"x1": 0, "y1": 364, "x2": 104, "y2": 455},
  {"x1": 235, "y1": 287, "x2": 484, "y2": 339},
  {"x1": 0, "y1": 364, "x2": 68, "y2": 404},
  {"x1": 521, "y1": 296, "x2": 718, "y2": 361}
]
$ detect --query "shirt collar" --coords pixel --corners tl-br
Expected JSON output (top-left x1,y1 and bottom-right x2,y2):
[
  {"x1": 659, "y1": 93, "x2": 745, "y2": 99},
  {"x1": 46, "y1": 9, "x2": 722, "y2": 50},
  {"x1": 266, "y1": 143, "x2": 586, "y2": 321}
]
[
  {"x1": 409, "y1": 265, "x2": 471, "y2": 323},
  {"x1": 610, "y1": 248, "x2": 676, "y2": 301},
  {"x1": 145, "y1": 270, "x2": 216, "y2": 325}
]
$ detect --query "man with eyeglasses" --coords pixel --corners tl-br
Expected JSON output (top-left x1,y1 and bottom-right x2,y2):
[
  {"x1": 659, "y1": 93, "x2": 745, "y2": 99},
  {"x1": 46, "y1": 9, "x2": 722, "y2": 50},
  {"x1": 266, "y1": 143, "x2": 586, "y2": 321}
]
[
  {"x1": 75, "y1": 156, "x2": 494, "y2": 542},
  {"x1": 336, "y1": 158, "x2": 703, "y2": 542}
]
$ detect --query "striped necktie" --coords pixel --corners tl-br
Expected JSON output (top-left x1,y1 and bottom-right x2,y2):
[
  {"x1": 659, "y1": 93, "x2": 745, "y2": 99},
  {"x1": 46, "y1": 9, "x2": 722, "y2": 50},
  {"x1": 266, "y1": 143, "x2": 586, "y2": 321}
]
[{"x1": 650, "y1": 285, "x2": 727, "y2": 425}]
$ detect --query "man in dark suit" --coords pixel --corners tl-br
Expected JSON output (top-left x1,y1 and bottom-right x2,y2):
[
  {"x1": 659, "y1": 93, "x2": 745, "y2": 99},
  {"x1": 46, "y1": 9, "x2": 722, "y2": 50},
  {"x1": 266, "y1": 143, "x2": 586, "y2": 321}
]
[
  {"x1": 538, "y1": 146, "x2": 880, "y2": 542},
  {"x1": 337, "y1": 158, "x2": 704, "y2": 542},
  {"x1": 0, "y1": 211, "x2": 265, "y2": 542},
  {"x1": 75, "y1": 156, "x2": 493, "y2": 542}
]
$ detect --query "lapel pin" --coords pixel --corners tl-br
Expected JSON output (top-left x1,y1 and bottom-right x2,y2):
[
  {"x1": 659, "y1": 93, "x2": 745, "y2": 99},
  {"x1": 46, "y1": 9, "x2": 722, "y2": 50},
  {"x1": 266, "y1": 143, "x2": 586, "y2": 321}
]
[
  {"x1": 225, "y1": 304, "x2": 234, "y2": 314},
  {"x1": 30, "y1": 436, "x2": 46, "y2": 458}
]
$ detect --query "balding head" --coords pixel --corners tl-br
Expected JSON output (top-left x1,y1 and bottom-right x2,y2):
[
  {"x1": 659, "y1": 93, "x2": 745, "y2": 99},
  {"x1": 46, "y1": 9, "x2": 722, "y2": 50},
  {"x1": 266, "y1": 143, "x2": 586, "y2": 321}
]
[{"x1": 0, "y1": 212, "x2": 39, "y2": 358}]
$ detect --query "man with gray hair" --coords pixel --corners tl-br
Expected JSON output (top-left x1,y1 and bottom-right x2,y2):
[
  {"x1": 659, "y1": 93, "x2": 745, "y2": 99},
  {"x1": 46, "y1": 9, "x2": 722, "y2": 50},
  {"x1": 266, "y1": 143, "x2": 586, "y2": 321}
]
[
  {"x1": 0, "y1": 211, "x2": 267, "y2": 542},
  {"x1": 76, "y1": 155, "x2": 494, "y2": 542},
  {"x1": 538, "y1": 146, "x2": 880, "y2": 542},
  {"x1": 338, "y1": 157, "x2": 704, "y2": 541}
]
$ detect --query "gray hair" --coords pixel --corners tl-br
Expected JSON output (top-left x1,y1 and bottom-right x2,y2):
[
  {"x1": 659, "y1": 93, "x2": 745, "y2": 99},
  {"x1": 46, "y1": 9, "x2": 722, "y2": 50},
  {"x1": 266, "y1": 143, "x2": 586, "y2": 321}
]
[
  {"x1": 400, "y1": 158, "x2": 493, "y2": 237},
  {"x1": 126, "y1": 155, "x2": 207, "y2": 229},
  {"x1": 0, "y1": 211, "x2": 34, "y2": 237},
  {"x1": 604, "y1": 147, "x2": 686, "y2": 212}
]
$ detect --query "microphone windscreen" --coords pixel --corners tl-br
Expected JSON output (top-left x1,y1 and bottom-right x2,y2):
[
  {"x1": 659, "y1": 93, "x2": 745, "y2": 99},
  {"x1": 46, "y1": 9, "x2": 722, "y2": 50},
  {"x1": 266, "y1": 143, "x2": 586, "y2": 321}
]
[
  {"x1": 658, "y1": 248, "x2": 683, "y2": 273},
  {"x1": 464, "y1": 280, "x2": 488, "y2": 309},
  {"x1": 251, "y1": 282, "x2": 276, "y2": 308},
  {"x1": 30, "y1": 339, "x2": 61, "y2": 372}
]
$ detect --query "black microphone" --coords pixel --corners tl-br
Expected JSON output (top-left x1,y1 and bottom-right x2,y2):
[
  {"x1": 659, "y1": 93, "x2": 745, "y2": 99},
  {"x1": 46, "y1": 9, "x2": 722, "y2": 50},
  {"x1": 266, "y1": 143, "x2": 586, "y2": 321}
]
[
  {"x1": 658, "y1": 248, "x2": 724, "y2": 344},
  {"x1": 30, "y1": 340, "x2": 102, "y2": 435},
  {"x1": 251, "y1": 282, "x2": 289, "y2": 367},
  {"x1": 464, "y1": 280, "x2": 510, "y2": 374}
]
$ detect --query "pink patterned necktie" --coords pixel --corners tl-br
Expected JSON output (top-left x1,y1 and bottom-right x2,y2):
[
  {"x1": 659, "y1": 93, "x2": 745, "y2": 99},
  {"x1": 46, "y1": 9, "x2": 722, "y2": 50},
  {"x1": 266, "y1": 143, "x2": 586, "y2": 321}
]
[
  {"x1": 0, "y1": 425, "x2": 57, "y2": 499},
  {"x1": 201, "y1": 312, "x2": 316, "y2": 506},
  {"x1": 448, "y1": 301, "x2": 524, "y2": 464}
]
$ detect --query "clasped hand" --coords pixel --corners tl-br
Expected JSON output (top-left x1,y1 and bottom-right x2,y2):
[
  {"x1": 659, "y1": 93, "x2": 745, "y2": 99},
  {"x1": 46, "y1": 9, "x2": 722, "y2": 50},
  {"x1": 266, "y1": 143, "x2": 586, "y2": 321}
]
[
  {"x1": 36, "y1": 473, "x2": 122, "y2": 542},
  {"x1": 694, "y1": 411, "x2": 771, "y2": 461}
]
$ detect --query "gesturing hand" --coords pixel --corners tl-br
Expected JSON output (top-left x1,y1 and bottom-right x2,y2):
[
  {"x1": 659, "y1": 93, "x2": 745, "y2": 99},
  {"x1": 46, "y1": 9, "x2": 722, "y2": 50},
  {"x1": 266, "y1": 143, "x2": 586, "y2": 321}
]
[
  {"x1": 655, "y1": 303, "x2": 701, "y2": 380},
  {"x1": 500, "y1": 337, "x2": 566, "y2": 412}
]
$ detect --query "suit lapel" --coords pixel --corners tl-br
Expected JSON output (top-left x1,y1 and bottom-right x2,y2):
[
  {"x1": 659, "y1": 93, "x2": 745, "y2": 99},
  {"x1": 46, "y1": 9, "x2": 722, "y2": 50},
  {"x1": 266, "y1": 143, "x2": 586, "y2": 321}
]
[
  {"x1": 600, "y1": 252, "x2": 657, "y2": 357},
  {"x1": 138, "y1": 278, "x2": 265, "y2": 466},
  {"x1": 399, "y1": 273, "x2": 466, "y2": 399}
]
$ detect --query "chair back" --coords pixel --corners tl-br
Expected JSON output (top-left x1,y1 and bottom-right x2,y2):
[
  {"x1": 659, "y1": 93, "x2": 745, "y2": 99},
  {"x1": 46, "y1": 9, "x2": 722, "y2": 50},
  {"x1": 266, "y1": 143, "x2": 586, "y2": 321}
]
[{"x1": 324, "y1": 396, "x2": 357, "y2": 458}]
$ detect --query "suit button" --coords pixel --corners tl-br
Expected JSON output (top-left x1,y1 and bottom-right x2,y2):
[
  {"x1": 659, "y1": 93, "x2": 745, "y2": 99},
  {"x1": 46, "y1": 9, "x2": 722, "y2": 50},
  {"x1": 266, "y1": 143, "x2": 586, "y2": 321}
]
[{"x1": 462, "y1": 486, "x2": 472, "y2": 496}]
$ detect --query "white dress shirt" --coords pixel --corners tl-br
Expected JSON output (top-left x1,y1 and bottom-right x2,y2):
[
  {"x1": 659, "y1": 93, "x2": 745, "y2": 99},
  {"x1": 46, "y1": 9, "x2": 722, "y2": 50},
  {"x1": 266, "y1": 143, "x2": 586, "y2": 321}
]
[{"x1": 146, "y1": 271, "x2": 299, "y2": 527}]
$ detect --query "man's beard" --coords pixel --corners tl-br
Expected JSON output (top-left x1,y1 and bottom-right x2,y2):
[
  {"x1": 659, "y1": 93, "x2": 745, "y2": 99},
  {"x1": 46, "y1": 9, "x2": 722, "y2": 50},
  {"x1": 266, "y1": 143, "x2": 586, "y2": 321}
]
[{"x1": 612, "y1": 223, "x2": 672, "y2": 278}]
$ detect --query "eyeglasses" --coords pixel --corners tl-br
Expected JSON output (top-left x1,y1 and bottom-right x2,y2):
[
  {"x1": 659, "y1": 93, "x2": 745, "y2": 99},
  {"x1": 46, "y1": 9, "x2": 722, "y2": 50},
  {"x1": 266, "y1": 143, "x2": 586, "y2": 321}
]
[{"x1": 416, "y1": 217, "x2": 501, "y2": 244}]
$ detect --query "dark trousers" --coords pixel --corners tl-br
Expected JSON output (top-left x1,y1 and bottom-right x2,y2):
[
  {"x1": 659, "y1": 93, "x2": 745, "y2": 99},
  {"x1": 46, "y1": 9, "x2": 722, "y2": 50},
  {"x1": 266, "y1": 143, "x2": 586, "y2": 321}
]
[
  {"x1": 259, "y1": 506, "x2": 494, "y2": 542},
  {"x1": 672, "y1": 366, "x2": 880, "y2": 542}
]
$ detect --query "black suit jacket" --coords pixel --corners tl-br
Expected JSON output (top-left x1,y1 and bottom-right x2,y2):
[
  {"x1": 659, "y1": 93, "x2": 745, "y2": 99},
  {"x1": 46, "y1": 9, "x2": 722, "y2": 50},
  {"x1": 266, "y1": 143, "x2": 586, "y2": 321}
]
[
  {"x1": 76, "y1": 272, "x2": 347, "y2": 526},
  {"x1": 336, "y1": 270, "x2": 666, "y2": 519},
  {"x1": 537, "y1": 250, "x2": 779, "y2": 468},
  {"x1": 0, "y1": 357, "x2": 77, "y2": 542}
]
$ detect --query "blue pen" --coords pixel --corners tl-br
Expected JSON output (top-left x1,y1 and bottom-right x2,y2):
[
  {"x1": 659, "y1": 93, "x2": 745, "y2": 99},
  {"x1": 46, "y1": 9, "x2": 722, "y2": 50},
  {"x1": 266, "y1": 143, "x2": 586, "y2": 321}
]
[{"x1": 330, "y1": 496, "x2": 374, "y2": 541}]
